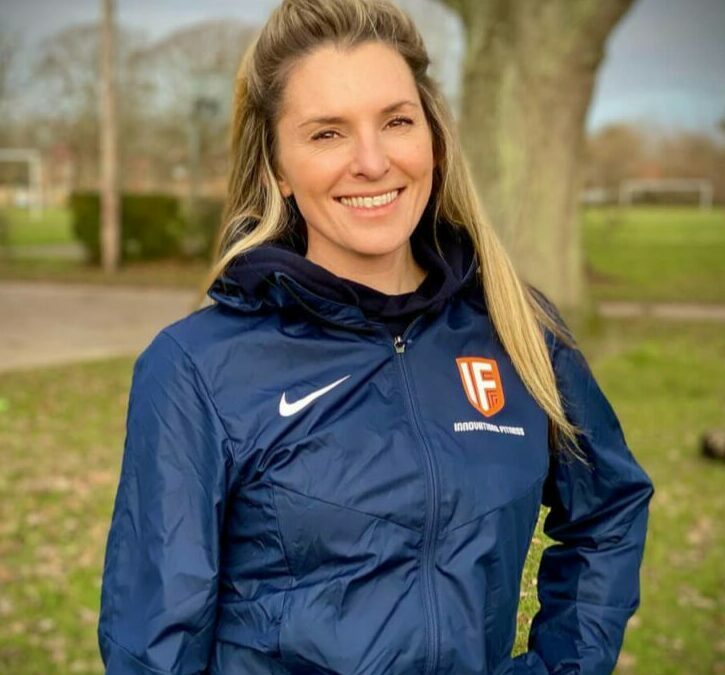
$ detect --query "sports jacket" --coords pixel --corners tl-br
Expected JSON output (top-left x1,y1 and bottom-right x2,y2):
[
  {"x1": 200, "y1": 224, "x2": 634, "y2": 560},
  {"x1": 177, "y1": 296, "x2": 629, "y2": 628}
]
[{"x1": 99, "y1": 223, "x2": 654, "y2": 675}]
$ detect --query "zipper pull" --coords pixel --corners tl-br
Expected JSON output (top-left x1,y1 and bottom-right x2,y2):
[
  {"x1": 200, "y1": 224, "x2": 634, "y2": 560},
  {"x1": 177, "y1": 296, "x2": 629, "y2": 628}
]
[{"x1": 394, "y1": 336, "x2": 406, "y2": 354}]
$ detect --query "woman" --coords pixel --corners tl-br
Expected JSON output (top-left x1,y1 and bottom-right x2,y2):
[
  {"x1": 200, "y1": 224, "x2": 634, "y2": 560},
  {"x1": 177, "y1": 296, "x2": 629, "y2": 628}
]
[{"x1": 99, "y1": 1, "x2": 654, "y2": 673}]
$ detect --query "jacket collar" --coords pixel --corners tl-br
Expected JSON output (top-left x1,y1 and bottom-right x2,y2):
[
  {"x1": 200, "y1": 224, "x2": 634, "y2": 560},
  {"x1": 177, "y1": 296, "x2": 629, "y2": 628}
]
[{"x1": 208, "y1": 218, "x2": 482, "y2": 329}]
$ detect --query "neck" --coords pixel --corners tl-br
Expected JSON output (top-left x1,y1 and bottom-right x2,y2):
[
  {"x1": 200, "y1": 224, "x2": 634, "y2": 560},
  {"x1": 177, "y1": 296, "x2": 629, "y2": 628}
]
[{"x1": 306, "y1": 242, "x2": 426, "y2": 295}]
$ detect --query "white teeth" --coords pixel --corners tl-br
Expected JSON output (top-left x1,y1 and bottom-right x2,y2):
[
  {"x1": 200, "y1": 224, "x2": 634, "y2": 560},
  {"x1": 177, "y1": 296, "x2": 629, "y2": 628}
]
[{"x1": 339, "y1": 190, "x2": 399, "y2": 209}]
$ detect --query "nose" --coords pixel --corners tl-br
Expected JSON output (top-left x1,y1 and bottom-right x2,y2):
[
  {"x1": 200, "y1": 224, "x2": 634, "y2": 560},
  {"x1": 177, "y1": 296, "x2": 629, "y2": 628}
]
[{"x1": 349, "y1": 131, "x2": 390, "y2": 180}]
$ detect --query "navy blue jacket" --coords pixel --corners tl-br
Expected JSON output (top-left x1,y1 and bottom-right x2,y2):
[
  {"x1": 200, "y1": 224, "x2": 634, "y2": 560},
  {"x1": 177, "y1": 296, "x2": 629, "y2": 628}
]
[{"x1": 99, "y1": 225, "x2": 654, "y2": 674}]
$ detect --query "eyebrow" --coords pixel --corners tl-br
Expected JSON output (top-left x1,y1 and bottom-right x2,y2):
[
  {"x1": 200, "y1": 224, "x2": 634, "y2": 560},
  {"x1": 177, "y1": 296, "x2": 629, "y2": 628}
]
[{"x1": 297, "y1": 99, "x2": 420, "y2": 128}]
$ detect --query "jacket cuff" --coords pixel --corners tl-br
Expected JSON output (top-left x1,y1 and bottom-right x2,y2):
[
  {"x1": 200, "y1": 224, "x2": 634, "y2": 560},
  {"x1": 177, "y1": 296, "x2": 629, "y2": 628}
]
[{"x1": 512, "y1": 650, "x2": 550, "y2": 675}]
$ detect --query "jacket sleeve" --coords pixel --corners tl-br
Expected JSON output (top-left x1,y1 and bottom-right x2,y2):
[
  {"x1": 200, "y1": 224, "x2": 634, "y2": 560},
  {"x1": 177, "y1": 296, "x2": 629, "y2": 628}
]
[
  {"x1": 98, "y1": 331, "x2": 233, "y2": 675},
  {"x1": 514, "y1": 333, "x2": 655, "y2": 675}
]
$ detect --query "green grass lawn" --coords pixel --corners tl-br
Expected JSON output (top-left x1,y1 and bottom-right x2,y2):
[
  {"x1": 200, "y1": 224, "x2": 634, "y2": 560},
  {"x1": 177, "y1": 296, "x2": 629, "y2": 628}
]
[
  {"x1": 583, "y1": 206, "x2": 725, "y2": 304},
  {"x1": 2, "y1": 205, "x2": 725, "y2": 305},
  {"x1": 0, "y1": 207, "x2": 73, "y2": 247},
  {"x1": 0, "y1": 318, "x2": 722, "y2": 674}
]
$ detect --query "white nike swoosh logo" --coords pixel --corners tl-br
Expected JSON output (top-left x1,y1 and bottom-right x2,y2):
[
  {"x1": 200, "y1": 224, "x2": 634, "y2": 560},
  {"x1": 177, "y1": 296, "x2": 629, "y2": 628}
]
[{"x1": 279, "y1": 375, "x2": 351, "y2": 417}]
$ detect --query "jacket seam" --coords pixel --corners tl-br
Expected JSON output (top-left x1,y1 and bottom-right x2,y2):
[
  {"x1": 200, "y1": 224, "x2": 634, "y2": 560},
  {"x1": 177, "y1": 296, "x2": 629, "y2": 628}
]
[
  {"x1": 443, "y1": 471, "x2": 548, "y2": 537},
  {"x1": 550, "y1": 486, "x2": 649, "y2": 551},
  {"x1": 551, "y1": 345, "x2": 596, "y2": 453},
  {"x1": 269, "y1": 485, "x2": 294, "y2": 660},
  {"x1": 123, "y1": 331, "x2": 237, "y2": 656},
  {"x1": 572, "y1": 506, "x2": 649, "y2": 609},
  {"x1": 160, "y1": 329, "x2": 235, "y2": 450},
  {"x1": 538, "y1": 596, "x2": 640, "y2": 612},
  {"x1": 104, "y1": 484, "x2": 127, "y2": 646},
  {"x1": 269, "y1": 481, "x2": 423, "y2": 535},
  {"x1": 269, "y1": 484, "x2": 296, "y2": 582}
]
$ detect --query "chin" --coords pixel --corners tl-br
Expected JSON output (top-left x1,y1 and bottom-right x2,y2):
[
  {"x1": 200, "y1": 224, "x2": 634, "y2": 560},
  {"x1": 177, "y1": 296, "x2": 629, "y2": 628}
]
[
  {"x1": 350, "y1": 219, "x2": 417, "y2": 250},
  {"x1": 346, "y1": 231, "x2": 413, "y2": 258}
]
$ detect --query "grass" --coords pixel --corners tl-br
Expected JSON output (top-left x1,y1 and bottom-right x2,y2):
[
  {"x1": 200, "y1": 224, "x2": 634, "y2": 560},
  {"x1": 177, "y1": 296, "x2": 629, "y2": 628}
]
[
  {"x1": 0, "y1": 318, "x2": 723, "y2": 674},
  {"x1": 0, "y1": 207, "x2": 73, "y2": 247},
  {"x1": 586, "y1": 321, "x2": 725, "y2": 674},
  {"x1": 0, "y1": 359, "x2": 131, "y2": 674},
  {"x1": 518, "y1": 319, "x2": 725, "y2": 674},
  {"x1": 2, "y1": 205, "x2": 725, "y2": 305},
  {"x1": 0, "y1": 258, "x2": 208, "y2": 290},
  {"x1": 583, "y1": 206, "x2": 725, "y2": 304},
  {"x1": 0, "y1": 206, "x2": 209, "y2": 290}
]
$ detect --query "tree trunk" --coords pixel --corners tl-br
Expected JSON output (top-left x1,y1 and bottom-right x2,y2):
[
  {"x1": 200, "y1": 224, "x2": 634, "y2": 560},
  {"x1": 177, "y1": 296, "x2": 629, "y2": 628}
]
[
  {"x1": 99, "y1": 0, "x2": 120, "y2": 273},
  {"x1": 440, "y1": 0, "x2": 634, "y2": 308}
]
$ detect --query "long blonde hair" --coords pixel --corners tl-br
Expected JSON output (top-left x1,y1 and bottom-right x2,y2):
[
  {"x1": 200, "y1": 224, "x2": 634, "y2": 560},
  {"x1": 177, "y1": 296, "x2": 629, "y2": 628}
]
[{"x1": 200, "y1": 0, "x2": 586, "y2": 462}]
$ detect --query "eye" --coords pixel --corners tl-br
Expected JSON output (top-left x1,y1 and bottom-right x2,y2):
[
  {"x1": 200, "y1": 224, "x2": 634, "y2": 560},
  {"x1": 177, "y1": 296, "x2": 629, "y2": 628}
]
[
  {"x1": 387, "y1": 116, "x2": 414, "y2": 128},
  {"x1": 311, "y1": 129, "x2": 340, "y2": 141},
  {"x1": 310, "y1": 117, "x2": 413, "y2": 141}
]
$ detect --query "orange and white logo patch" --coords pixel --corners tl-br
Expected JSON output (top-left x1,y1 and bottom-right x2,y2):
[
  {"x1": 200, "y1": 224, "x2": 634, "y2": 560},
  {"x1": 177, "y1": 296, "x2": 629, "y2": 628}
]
[{"x1": 456, "y1": 357, "x2": 505, "y2": 417}]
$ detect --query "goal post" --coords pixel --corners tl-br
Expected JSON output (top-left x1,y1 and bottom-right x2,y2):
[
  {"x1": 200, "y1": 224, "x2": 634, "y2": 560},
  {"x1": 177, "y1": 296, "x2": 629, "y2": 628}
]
[
  {"x1": 618, "y1": 178, "x2": 714, "y2": 209},
  {"x1": 0, "y1": 148, "x2": 44, "y2": 217}
]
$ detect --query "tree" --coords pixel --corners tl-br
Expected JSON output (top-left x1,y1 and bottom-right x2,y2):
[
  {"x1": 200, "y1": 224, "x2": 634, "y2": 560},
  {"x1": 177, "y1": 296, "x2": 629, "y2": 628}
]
[
  {"x1": 99, "y1": 0, "x2": 120, "y2": 273},
  {"x1": 0, "y1": 31, "x2": 19, "y2": 106},
  {"x1": 24, "y1": 19, "x2": 255, "y2": 194},
  {"x1": 397, "y1": 0, "x2": 463, "y2": 111},
  {"x1": 31, "y1": 23, "x2": 149, "y2": 189},
  {"x1": 133, "y1": 20, "x2": 255, "y2": 110},
  {"x1": 132, "y1": 21, "x2": 257, "y2": 186},
  {"x1": 438, "y1": 0, "x2": 635, "y2": 308},
  {"x1": 585, "y1": 123, "x2": 648, "y2": 195},
  {"x1": 0, "y1": 32, "x2": 21, "y2": 151},
  {"x1": 654, "y1": 131, "x2": 725, "y2": 204}
]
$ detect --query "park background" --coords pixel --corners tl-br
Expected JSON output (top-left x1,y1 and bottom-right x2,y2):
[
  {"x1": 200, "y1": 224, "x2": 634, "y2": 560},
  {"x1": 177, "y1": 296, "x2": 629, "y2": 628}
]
[{"x1": 0, "y1": 0, "x2": 724, "y2": 673}]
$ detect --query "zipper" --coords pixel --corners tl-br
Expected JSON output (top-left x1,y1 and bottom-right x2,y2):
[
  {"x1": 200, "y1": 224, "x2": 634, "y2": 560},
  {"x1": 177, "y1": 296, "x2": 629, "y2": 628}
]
[{"x1": 393, "y1": 331, "x2": 440, "y2": 675}]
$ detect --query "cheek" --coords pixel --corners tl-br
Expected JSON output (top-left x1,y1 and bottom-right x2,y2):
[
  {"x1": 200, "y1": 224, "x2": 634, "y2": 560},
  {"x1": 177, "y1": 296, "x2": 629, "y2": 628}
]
[
  {"x1": 405, "y1": 135, "x2": 435, "y2": 180},
  {"x1": 296, "y1": 170, "x2": 339, "y2": 208},
  {"x1": 288, "y1": 152, "x2": 345, "y2": 199}
]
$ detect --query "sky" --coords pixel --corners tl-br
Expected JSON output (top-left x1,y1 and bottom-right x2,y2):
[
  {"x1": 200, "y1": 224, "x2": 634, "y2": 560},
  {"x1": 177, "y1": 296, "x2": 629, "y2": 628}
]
[{"x1": 1, "y1": 0, "x2": 724, "y2": 136}]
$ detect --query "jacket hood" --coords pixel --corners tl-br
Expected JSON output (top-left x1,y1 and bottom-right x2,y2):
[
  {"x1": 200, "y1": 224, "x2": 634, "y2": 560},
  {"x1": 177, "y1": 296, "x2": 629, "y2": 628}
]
[{"x1": 208, "y1": 218, "x2": 482, "y2": 330}]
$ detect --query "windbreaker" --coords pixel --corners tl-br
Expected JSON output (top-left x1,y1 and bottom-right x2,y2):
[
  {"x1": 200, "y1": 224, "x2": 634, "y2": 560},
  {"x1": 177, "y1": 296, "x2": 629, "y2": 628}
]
[{"x1": 98, "y1": 223, "x2": 654, "y2": 675}]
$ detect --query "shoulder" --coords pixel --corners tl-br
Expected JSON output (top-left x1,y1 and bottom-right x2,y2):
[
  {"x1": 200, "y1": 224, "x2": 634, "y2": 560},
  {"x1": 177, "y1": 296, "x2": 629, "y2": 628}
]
[
  {"x1": 142, "y1": 301, "x2": 274, "y2": 369},
  {"x1": 134, "y1": 301, "x2": 283, "y2": 408},
  {"x1": 127, "y1": 304, "x2": 264, "y2": 412},
  {"x1": 526, "y1": 285, "x2": 577, "y2": 358}
]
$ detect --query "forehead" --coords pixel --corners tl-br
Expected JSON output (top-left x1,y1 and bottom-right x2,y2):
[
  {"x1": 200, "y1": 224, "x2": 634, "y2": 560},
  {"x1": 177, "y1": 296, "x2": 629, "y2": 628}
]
[{"x1": 279, "y1": 42, "x2": 419, "y2": 120}]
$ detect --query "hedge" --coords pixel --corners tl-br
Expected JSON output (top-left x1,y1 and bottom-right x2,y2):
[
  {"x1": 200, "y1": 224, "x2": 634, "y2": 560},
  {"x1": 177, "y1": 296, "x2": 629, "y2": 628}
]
[
  {"x1": 71, "y1": 192, "x2": 184, "y2": 262},
  {"x1": 70, "y1": 192, "x2": 225, "y2": 263}
]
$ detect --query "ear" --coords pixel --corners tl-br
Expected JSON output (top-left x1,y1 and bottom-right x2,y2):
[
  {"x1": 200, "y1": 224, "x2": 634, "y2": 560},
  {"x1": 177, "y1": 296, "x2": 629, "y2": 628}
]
[{"x1": 277, "y1": 173, "x2": 293, "y2": 198}]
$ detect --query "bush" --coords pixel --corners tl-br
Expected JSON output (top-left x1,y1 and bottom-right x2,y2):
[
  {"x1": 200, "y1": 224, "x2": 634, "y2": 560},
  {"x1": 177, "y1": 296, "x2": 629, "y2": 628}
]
[
  {"x1": 184, "y1": 197, "x2": 224, "y2": 260},
  {"x1": 70, "y1": 191, "x2": 186, "y2": 263}
]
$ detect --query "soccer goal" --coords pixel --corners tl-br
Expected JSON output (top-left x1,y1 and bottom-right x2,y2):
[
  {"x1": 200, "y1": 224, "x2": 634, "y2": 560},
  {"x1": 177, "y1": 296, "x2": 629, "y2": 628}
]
[
  {"x1": 618, "y1": 178, "x2": 714, "y2": 209},
  {"x1": 0, "y1": 148, "x2": 44, "y2": 216}
]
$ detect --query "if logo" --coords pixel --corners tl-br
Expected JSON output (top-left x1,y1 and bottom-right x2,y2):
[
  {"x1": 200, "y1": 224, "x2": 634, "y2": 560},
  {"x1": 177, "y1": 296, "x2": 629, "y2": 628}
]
[{"x1": 456, "y1": 357, "x2": 505, "y2": 417}]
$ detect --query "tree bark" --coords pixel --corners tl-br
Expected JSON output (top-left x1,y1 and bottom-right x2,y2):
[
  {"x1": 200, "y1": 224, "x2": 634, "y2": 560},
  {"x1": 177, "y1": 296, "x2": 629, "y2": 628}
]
[
  {"x1": 440, "y1": 0, "x2": 634, "y2": 308},
  {"x1": 99, "y1": 0, "x2": 120, "y2": 273}
]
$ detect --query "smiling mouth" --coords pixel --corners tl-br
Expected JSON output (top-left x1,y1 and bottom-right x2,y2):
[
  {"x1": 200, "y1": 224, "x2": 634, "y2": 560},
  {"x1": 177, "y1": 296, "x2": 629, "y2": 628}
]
[{"x1": 336, "y1": 188, "x2": 403, "y2": 209}]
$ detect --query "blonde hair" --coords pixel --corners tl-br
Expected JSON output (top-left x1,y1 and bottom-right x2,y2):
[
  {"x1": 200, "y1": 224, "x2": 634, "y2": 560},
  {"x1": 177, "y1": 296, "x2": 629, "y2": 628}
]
[{"x1": 200, "y1": 0, "x2": 586, "y2": 462}]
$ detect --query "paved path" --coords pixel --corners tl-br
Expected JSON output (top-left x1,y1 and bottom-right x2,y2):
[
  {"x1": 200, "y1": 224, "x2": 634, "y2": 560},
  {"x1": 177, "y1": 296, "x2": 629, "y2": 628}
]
[
  {"x1": 9, "y1": 243, "x2": 86, "y2": 261},
  {"x1": 598, "y1": 301, "x2": 725, "y2": 322},
  {"x1": 0, "y1": 281, "x2": 197, "y2": 373},
  {"x1": 1, "y1": 281, "x2": 725, "y2": 373}
]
